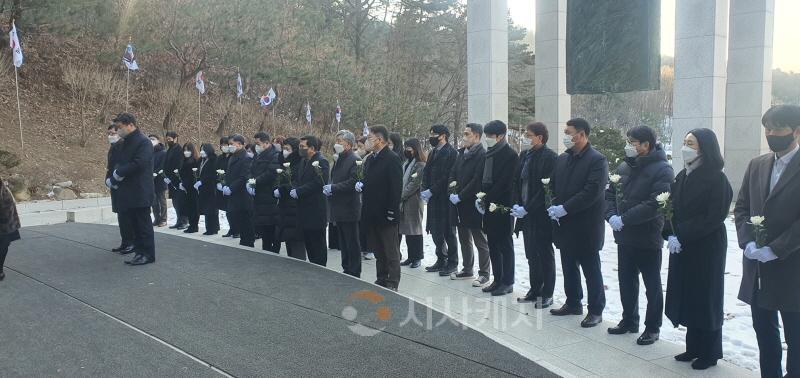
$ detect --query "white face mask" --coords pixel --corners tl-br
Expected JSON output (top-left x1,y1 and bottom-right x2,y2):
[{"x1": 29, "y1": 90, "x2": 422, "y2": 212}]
[
  {"x1": 255, "y1": 145, "x2": 264, "y2": 154},
  {"x1": 108, "y1": 135, "x2": 120, "y2": 144},
  {"x1": 681, "y1": 145, "x2": 699, "y2": 164},
  {"x1": 200, "y1": 151, "x2": 207, "y2": 159},
  {"x1": 624, "y1": 143, "x2": 638, "y2": 158},
  {"x1": 520, "y1": 138, "x2": 532, "y2": 151},
  {"x1": 333, "y1": 143, "x2": 345, "y2": 154},
  {"x1": 150, "y1": 139, "x2": 159, "y2": 147},
  {"x1": 333, "y1": 153, "x2": 339, "y2": 161},
  {"x1": 563, "y1": 134, "x2": 576, "y2": 150},
  {"x1": 485, "y1": 137, "x2": 497, "y2": 148},
  {"x1": 184, "y1": 151, "x2": 191, "y2": 158},
  {"x1": 282, "y1": 150, "x2": 291, "y2": 158}
]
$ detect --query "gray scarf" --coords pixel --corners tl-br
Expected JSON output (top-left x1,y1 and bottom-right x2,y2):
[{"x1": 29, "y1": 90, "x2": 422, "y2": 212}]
[{"x1": 482, "y1": 138, "x2": 507, "y2": 186}]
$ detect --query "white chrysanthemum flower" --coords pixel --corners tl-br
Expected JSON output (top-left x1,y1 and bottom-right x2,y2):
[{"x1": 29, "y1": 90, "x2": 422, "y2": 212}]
[
  {"x1": 750, "y1": 216, "x2": 765, "y2": 226},
  {"x1": 248, "y1": 178, "x2": 256, "y2": 185},
  {"x1": 356, "y1": 160, "x2": 364, "y2": 166},
  {"x1": 192, "y1": 168, "x2": 198, "y2": 172},
  {"x1": 656, "y1": 192, "x2": 670, "y2": 203},
  {"x1": 449, "y1": 181, "x2": 457, "y2": 188},
  {"x1": 489, "y1": 203, "x2": 498, "y2": 212},
  {"x1": 276, "y1": 169, "x2": 284, "y2": 174},
  {"x1": 609, "y1": 174, "x2": 621, "y2": 184},
  {"x1": 541, "y1": 178, "x2": 550, "y2": 185},
  {"x1": 312, "y1": 161, "x2": 320, "y2": 168},
  {"x1": 476, "y1": 192, "x2": 486, "y2": 199},
  {"x1": 283, "y1": 162, "x2": 291, "y2": 168}
]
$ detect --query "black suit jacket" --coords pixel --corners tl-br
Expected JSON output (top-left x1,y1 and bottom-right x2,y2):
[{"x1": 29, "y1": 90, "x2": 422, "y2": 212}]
[
  {"x1": 362, "y1": 146, "x2": 403, "y2": 225},
  {"x1": 251, "y1": 145, "x2": 281, "y2": 226},
  {"x1": 111, "y1": 128, "x2": 154, "y2": 211},
  {"x1": 736, "y1": 150, "x2": 800, "y2": 312},
  {"x1": 551, "y1": 144, "x2": 608, "y2": 253},
  {"x1": 480, "y1": 142, "x2": 519, "y2": 235},
  {"x1": 329, "y1": 150, "x2": 361, "y2": 223},
  {"x1": 295, "y1": 151, "x2": 329, "y2": 229},
  {"x1": 226, "y1": 149, "x2": 253, "y2": 212},
  {"x1": 163, "y1": 143, "x2": 184, "y2": 192},
  {"x1": 423, "y1": 142, "x2": 457, "y2": 232}
]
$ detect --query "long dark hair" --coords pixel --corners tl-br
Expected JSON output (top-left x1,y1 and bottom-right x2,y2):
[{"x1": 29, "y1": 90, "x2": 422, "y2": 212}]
[
  {"x1": 403, "y1": 138, "x2": 427, "y2": 162},
  {"x1": 200, "y1": 143, "x2": 217, "y2": 160},
  {"x1": 183, "y1": 142, "x2": 200, "y2": 161},
  {"x1": 389, "y1": 132, "x2": 404, "y2": 156},
  {"x1": 687, "y1": 128, "x2": 724, "y2": 171}
]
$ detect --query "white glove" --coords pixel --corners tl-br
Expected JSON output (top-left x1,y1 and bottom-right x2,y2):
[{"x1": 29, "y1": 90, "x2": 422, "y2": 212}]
[
  {"x1": 511, "y1": 205, "x2": 527, "y2": 219},
  {"x1": 193, "y1": 181, "x2": 202, "y2": 190},
  {"x1": 743, "y1": 241, "x2": 758, "y2": 260},
  {"x1": 323, "y1": 184, "x2": 332, "y2": 196},
  {"x1": 216, "y1": 183, "x2": 223, "y2": 191},
  {"x1": 474, "y1": 199, "x2": 485, "y2": 215},
  {"x1": 164, "y1": 177, "x2": 171, "y2": 185},
  {"x1": 449, "y1": 194, "x2": 461, "y2": 205},
  {"x1": 247, "y1": 186, "x2": 256, "y2": 196},
  {"x1": 420, "y1": 189, "x2": 432, "y2": 202},
  {"x1": 355, "y1": 181, "x2": 364, "y2": 193},
  {"x1": 105, "y1": 178, "x2": 113, "y2": 189},
  {"x1": 290, "y1": 189, "x2": 298, "y2": 199},
  {"x1": 273, "y1": 188, "x2": 281, "y2": 198},
  {"x1": 179, "y1": 183, "x2": 186, "y2": 192},
  {"x1": 751, "y1": 246, "x2": 779, "y2": 263},
  {"x1": 112, "y1": 170, "x2": 124, "y2": 182},
  {"x1": 547, "y1": 205, "x2": 567, "y2": 220},
  {"x1": 222, "y1": 186, "x2": 232, "y2": 196},
  {"x1": 668, "y1": 236, "x2": 682, "y2": 254},
  {"x1": 609, "y1": 215, "x2": 624, "y2": 231}
]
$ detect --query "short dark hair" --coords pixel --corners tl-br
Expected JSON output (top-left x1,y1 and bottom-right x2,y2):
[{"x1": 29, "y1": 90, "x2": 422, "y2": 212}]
[
  {"x1": 230, "y1": 134, "x2": 246, "y2": 145},
  {"x1": 483, "y1": 120, "x2": 507, "y2": 136},
  {"x1": 430, "y1": 124, "x2": 450, "y2": 139},
  {"x1": 526, "y1": 122, "x2": 549, "y2": 144},
  {"x1": 762, "y1": 105, "x2": 800, "y2": 130},
  {"x1": 300, "y1": 135, "x2": 321, "y2": 151},
  {"x1": 107, "y1": 124, "x2": 116, "y2": 131},
  {"x1": 148, "y1": 134, "x2": 160, "y2": 140},
  {"x1": 627, "y1": 125, "x2": 657, "y2": 150},
  {"x1": 166, "y1": 131, "x2": 178, "y2": 139},
  {"x1": 369, "y1": 125, "x2": 390, "y2": 142},
  {"x1": 219, "y1": 136, "x2": 230, "y2": 145},
  {"x1": 254, "y1": 132, "x2": 270, "y2": 143},
  {"x1": 465, "y1": 123, "x2": 483, "y2": 136},
  {"x1": 112, "y1": 112, "x2": 136, "y2": 126},
  {"x1": 566, "y1": 118, "x2": 591, "y2": 136}
]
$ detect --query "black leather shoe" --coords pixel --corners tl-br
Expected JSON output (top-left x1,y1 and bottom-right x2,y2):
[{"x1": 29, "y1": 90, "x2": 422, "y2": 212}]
[
  {"x1": 129, "y1": 256, "x2": 154, "y2": 266},
  {"x1": 608, "y1": 321, "x2": 639, "y2": 335},
  {"x1": 550, "y1": 304, "x2": 583, "y2": 316},
  {"x1": 125, "y1": 254, "x2": 144, "y2": 265},
  {"x1": 674, "y1": 352, "x2": 697, "y2": 362},
  {"x1": 636, "y1": 330, "x2": 660, "y2": 345},
  {"x1": 491, "y1": 284, "x2": 513, "y2": 296},
  {"x1": 534, "y1": 297, "x2": 554, "y2": 309},
  {"x1": 111, "y1": 245, "x2": 128, "y2": 252},
  {"x1": 222, "y1": 232, "x2": 234, "y2": 237},
  {"x1": 183, "y1": 228, "x2": 198, "y2": 234},
  {"x1": 517, "y1": 289, "x2": 539, "y2": 303},
  {"x1": 0, "y1": 272, "x2": 5, "y2": 281},
  {"x1": 481, "y1": 281, "x2": 499, "y2": 293},
  {"x1": 581, "y1": 314, "x2": 603, "y2": 328},
  {"x1": 691, "y1": 359, "x2": 717, "y2": 370},
  {"x1": 203, "y1": 231, "x2": 217, "y2": 236},
  {"x1": 410, "y1": 260, "x2": 421, "y2": 268},
  {"x1": 425, "y1": 261, "x2": 444, "y2": 272},
  {"x1": 232, "y1": 234, "x2": 240, "y2": 239},
  {"x1": 176, "y1": 224, "x2": 188, "y2": 230},
  {"x1": 438, "y1": 265, "x2": 458, "y2": 276},
  {"x1": 119, "y1": 245, "x2": 136, "y2": 255},
  {"x1": 169, "y1": 223, "x2": 182, "y2": 229}
]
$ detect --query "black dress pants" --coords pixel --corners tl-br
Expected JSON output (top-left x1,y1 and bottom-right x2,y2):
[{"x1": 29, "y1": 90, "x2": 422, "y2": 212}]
[
  {"x1": 337, "y1": 221, "x2": 361, "y2": 277},
  {"x1": 303, "y1": 228, "x2": 327, "y2": 266},
  {"x1": 123, "y1": 207, "x2": 155, "y2": 260},
  {"x1": 617, "y1": 245, "x2": 663, "y2": 331}
]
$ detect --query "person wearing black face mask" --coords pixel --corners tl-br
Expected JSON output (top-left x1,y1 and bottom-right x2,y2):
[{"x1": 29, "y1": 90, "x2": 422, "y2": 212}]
[
  {"x1": 421, "y1": 124, "x2": 458, "y2": 275},
  {"x1": 163, "y1": 131, "x2": 187, "y2": 230},
  {"x1": 735, "y1": 105, "x2": 800, "y2": 378}
]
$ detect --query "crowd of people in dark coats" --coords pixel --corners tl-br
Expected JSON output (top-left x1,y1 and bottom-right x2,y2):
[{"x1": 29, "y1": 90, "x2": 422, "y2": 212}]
[{"x1": 97, "y1": 105, "x2": 800, "y2": 377}]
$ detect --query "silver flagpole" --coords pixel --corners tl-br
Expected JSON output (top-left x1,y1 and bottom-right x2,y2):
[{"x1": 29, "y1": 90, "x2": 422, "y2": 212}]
[
  {"x1": 239, "y1": 97, "x2": 243, "y2": 136},
  {"x1": 125, "y1": 68, "x2": 130, "y2": 112},
  {"x1": 197, "y1": 90, "x2": 201, "y2": 143},
  {"x1": 14, "y1": 65, "x2": 23, "y2": 151}
]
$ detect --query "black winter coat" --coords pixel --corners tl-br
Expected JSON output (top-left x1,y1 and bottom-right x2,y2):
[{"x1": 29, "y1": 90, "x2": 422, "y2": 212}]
[
  {"x1": 215, "y1": 153, "x2": 230, "y2": 211},
  {"x1": 551, "y1": 144, "x2": 608, "y2": 254},
  {"x1": 361, "y1": 146, "x2": 403, "y2": 225},
  {"x1": 295, "y1": 152, "x2": 329, "y2": 230},
  {"x1": 663, "y1": 165, "x2": 732, "y2": 330},
  {"x1": 480, "y1": 142, "x2": 519, "y2": 235},
  {"x1": 423, "y1": 142, "x2": 457, "y2": 232},
  {"x1": 107, "y1": 141, "x2": 124, "y2": 213},
  {"x1": 513, "y1": 145, "x2": 557, "y2": 234},
  {"x1": 251, "y1": 145, "x2": 281, "y2": 226},
  {"x1": 163, "y1": 143, "x2": 184, "y2": 194},
  {"x1": 449, "y1": 145, "x2": 485, "y2": 229},
  {"x1": 152, "y1": 143, "x2": 167, "y2": 193},
  {"x1": 605, "y1": 145, "x2": 674, "y2": 250},
  {"x1": 329, "y1": 150, "x2": 361, "y2": 223},
  {"x1": 198, "y1": 155, "x2": 217, "y2": 214},
  {"x1": 179, "y1": 157, "x2": 200, "y2": 218},
  {"x1": 110, "y1": 128, "x2": 154, "y2": 211},
  {"x1": 226, "y1": 149, "x2": 253, "y2": 212},
  {"x1": 277, "y1": 153, "x2": 303, "y2": 241}
]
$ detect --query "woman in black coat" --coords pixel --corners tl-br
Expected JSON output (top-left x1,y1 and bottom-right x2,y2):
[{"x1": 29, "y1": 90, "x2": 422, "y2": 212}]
[
  {"x1": 179, "y1": 143, "x2": 201, "y2": 233},
  {"x1": 663, "y1": 128, "x2": 732, "y2": 370},
  {"x1": 276, "y1": 138, "x2": 306, "y2": 260},
  {"x1": 216, "y1": 137, "x2": 236, "y2": 237},
  {"x1": 198, "y1": 143, "x2": 219, "y2": 235}
]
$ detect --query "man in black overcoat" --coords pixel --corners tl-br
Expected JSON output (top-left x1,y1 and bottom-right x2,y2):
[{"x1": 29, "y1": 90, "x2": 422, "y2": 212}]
[{"x1": 421, "y1": 124, "x2": 458, "y2": 275}]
